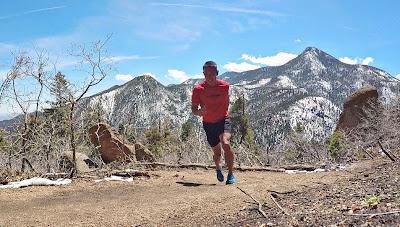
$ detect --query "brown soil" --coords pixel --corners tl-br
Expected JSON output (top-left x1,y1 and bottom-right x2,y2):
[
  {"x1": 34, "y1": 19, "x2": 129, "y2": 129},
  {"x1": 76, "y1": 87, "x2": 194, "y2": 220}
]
[{"x1": 0, "y1": 158, "x2": 399, "y2": 227}]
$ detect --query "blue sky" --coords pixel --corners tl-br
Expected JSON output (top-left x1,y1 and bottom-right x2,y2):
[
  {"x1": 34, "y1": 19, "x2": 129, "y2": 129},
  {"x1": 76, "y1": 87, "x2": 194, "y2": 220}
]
[{"x1": 0, "y1": 0, "x2": 399, "y2": 117}]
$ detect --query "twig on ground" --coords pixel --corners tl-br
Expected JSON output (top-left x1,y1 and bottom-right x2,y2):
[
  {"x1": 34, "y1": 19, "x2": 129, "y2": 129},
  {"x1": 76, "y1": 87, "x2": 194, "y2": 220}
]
[
  {"x1": 237, "y1": 187, "x2": 267, "y2": 218},
  {"x1": 267, "y1": 189, "x2": 296, "y2": 195},
  {"x1": 270, "y1": 193, "x2": 291, "y2": 216},
  {"x1": 347, "y1": 210, "x2": 400, "y2": 216}
]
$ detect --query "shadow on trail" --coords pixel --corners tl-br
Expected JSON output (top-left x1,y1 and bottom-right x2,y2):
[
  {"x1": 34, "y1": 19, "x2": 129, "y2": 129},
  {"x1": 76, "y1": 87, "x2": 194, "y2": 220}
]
[{"x1": 176, "y1": 181, "x2": 217, "y2": 187}]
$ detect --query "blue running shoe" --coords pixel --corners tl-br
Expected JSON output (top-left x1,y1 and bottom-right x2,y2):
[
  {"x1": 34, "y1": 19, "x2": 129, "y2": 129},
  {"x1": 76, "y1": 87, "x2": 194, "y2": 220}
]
[
  {"x1": 226, "y1": 173, "x2": 235, "y2": 184},
  {"x1": 216, "y1": 169, "x2": 224, "y2": 182}
]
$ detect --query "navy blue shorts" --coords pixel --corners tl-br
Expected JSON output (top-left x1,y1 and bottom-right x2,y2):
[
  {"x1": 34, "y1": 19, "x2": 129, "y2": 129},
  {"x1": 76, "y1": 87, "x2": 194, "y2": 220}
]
[{"x1": 203, "y1": 118, "x2": 231, "y2": 147}]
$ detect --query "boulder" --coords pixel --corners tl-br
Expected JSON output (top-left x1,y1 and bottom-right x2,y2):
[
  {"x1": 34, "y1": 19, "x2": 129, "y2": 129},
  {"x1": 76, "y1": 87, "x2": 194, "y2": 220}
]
[
  {"x1": 336, "y1": 85, "x2": 383, "y2": 131},
  {"x1": 89, "y1": 122, "x2": 155, "y2": 163},
  {"x1": 135, "y1": 142, "x2": 156, "y2": 162},
  {"x1": 62, "y1": 151, "x2": 91, "y2": 173}
]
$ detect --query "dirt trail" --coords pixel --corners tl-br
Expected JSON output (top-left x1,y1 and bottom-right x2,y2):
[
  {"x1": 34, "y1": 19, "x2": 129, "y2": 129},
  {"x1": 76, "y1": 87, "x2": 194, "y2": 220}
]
[{"x1": 0, "y1": 159, "x2": 399, "y2": 226}]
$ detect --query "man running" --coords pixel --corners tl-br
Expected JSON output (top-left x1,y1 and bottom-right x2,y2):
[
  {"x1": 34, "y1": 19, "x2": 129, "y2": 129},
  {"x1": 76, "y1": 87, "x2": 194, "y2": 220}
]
[{"x1": 191, "y1": 61, "x2": 235, "y2": 184}]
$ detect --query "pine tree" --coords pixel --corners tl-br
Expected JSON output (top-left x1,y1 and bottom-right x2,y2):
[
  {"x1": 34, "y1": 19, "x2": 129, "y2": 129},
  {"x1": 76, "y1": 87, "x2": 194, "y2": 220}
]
[
  {"x1": 180, "y1": 121, "x2": 193, "y2": 142},
  {"x1": 327, "y1": 130, "x2": 343, "y2": 159},
  {"x1": 45, "y1": 71, "x2": 71, "y2": 138},
  {"x1": 143, "y1": 120, "x2": 177, "y2": 158},
  {"x1": 230, "y1": 94, "x2": 257, "y2": 151}
]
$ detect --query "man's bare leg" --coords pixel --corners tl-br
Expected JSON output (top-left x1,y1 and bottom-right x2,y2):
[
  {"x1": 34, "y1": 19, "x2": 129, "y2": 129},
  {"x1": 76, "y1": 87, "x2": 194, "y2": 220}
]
[
  {"x1": 220, "y1": 133, "x2": 234, "y2": 174},
  {"x1": 211, "y1": 144, "x2": 222, "y2": 170}
]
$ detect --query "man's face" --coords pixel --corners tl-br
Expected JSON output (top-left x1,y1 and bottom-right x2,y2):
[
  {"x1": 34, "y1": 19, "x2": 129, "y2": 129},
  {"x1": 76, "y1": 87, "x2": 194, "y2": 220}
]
[{"x1": 203, "y1": 67, "x2": 218, "y2": 86}]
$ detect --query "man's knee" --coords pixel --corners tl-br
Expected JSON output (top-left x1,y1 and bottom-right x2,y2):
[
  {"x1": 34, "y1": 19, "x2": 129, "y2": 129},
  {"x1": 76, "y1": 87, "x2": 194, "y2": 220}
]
[
  {"x1": 221, "y1": 139, "x2": 230, "y2": 146},
  {"x1": 220, "y1": 133, "x2": 231, "y2": 145},
  {"x1": 221, "y1": 140, "x2": 231, "y2": 151}
]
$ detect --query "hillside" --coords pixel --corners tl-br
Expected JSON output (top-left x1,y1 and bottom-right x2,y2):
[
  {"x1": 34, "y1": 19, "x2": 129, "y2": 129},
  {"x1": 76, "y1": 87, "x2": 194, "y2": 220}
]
[{"x1": 75, "y1": 47, "x2": 400, "y2": 146}]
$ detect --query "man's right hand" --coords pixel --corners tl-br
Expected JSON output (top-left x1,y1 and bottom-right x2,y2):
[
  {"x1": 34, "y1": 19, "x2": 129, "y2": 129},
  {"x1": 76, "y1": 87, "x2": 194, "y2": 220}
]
[
  {"x1": 196, "y1": 106, "x2": 206, "y2": 116},
  {"x1": 191, "y1": 104, "x2": 206, "y2": 116}
]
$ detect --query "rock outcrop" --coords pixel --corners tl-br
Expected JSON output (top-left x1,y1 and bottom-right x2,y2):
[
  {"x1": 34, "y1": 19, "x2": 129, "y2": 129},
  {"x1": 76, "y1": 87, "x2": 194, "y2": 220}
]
[
  {"x1": 88, "y1": 122, "x2": 155, "y2": 163},
  {"x1": 61, "y1": 151, "x2": 92, "y2": 173},
  {"x1": 336, "y1": 85, "x2": 383, "y2": 131}
]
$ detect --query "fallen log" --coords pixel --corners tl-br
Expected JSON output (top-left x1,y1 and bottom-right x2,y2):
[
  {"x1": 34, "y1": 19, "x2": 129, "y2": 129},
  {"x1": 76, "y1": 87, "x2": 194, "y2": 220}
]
[
  {"x1": 135, "y1": 162, "x2": 215, "y2": 169},
  {"x1": 279, "y1": 163, "x2": 326, "y2": 171},
  {"x1": 110, "y1": 169, "x2": 151, "y2": 178},
  {"x1": 235, "y1": 166, "x2": 285, "y2": 172}
]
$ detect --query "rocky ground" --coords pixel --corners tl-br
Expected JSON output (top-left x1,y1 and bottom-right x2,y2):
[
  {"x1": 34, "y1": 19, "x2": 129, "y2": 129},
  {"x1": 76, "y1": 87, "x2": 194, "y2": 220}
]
[{"x1": 0, "y1": 158, "x2": 399, "y2": 227}]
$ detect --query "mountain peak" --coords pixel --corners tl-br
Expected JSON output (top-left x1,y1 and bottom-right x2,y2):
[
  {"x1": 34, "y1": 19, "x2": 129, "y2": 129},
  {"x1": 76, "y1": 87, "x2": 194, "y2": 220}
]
[
  {"x1": 126, "y1": 74, "x2": 163, "y2": 86},
  {"x1": 301, "y1": 47, "x2": 323, "y2": 56},
  {"x1": 297, "y1": 46, "x2": 338, "y2": 65}
]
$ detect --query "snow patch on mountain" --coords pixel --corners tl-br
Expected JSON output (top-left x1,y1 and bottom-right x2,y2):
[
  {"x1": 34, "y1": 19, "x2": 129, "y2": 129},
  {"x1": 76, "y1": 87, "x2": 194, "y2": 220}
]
[
  {"x1": 291, "y1": 69, "x2": 301, "y2": 76},
  {"x1": 378, "y1": 71, "x2": 388, "y2": 77},
  {"x1": 236, "y1": 78, "x2": 272, "y2": 89},
  {"x1": 275, "y1": 76, "x2": 296, "y2": 89},
  {"x1": 380, "y1": 86, "x2": 398, "y2": 107},
  {"x1": 317, "y1": 80, "x2": 331, "y2": 91},
  {"x1": 235, "y1": 80, "x2": 254, "y2": 86},
  {"x1": 302, "y1": 51, "x2": 326, "y2": 75},
  {"x1": 88, "y1": 89, "x2": 119, "y2": 118}
]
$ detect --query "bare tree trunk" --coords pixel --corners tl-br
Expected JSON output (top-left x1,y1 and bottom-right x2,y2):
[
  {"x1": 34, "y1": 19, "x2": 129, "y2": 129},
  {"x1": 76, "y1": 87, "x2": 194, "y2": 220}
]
[
  {"x1": 21, "y1": 115, "x2": 29, "y2": 172},
  {"x1": 69, "y1": 102, "x2": 76, "y2": 177},
  {"x1": 21, "y1": 157, "x2": 35, "y2": 172},
  {"x1": 8, "y1": 148, "x2": 12, "y2": 169}
]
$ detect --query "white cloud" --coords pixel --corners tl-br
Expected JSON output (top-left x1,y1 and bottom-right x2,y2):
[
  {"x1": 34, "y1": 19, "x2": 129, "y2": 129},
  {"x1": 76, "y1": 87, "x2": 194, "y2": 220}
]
[
  {"x1": 222, "y1": 62, "x2": 260, "y2": 72},
  {"x1": 116, "y1": 72, "x2": 157, "y2": 82},
  {"x1": 362, "y1": 57, "x2": 374, "y2": 65},
  {"x1": 339, "y1": 56, "x2": 374, "y2": 65},
  {"x1": 396, "y1": 74, "x2": 400, "y2": 79},
  {"x1": 115, "y1": 74, "x2": 133, "y2": 81},
  {"x1": 142, "y1": 72, "x2": 156, "y2": 79},
  {"x1": 241, "y1": 52, "x2": 297, "y2": 66},
  {"x1": 339, "y1": 57, "x2": 358, "y2": 65},
  {"x1": 294, "y1": 39, "x2": 301, "y2": 43},
  {"x1": 165, "y1": 70, "x2": 203, "y2": 83},
  {"x1": 166, "y1": 69, "x2": 188, "y2": 82}
]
